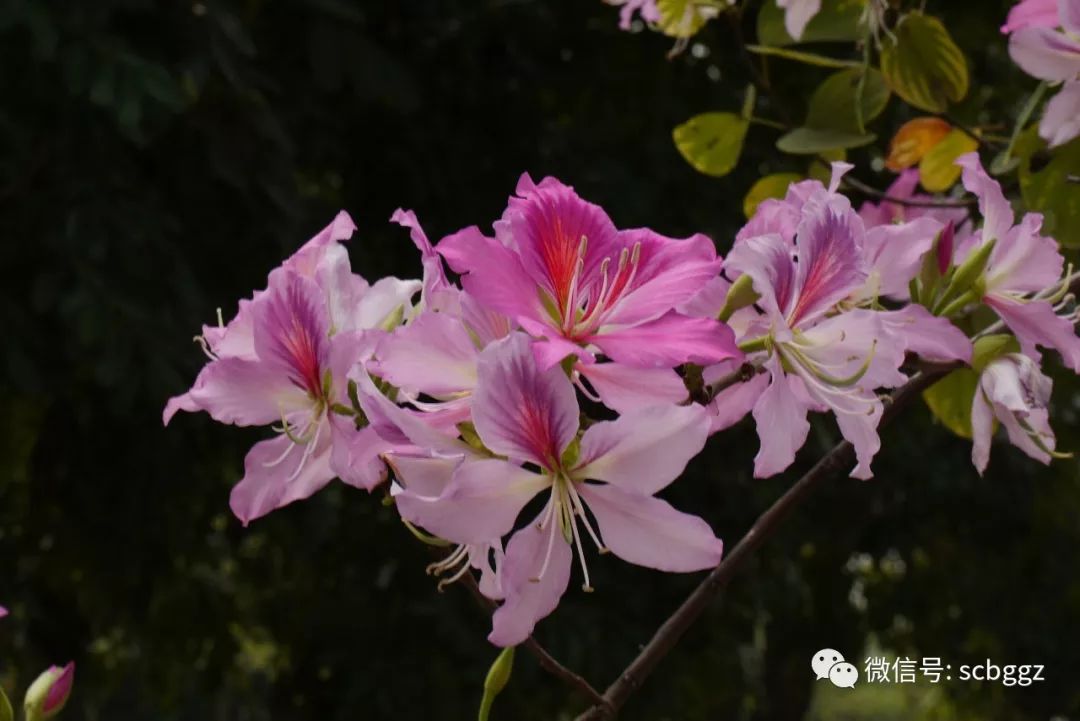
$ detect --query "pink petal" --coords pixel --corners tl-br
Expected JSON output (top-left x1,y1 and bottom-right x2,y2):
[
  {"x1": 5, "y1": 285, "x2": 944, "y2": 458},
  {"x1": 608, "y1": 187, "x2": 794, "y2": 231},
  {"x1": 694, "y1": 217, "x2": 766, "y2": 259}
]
[
  {"x1": 472, "y1": 334, "x2": 579, "y2": 466},
  {"x1": 329, "y1": 415, "x2": 390, "y2": 491},
  {"x1": 725, "y1": 233, "x2": 796, "y2": 321},
  {"x1": 708, "y1": 371, "x2": 770, "y2": 433},
  {"x1": 230, "y1": 431, "x2": 336, "y2": 525},
  {"x1": 604, "y1": 229, "x2": 722, "y2": 327},
  {"x1": 253, "y1": 272, "x2": 331, "y2": 398},
  {"x1": 986, "y1": 296, "x2": 1080, "y2": 372},
  {"x1": 0, "y1": 606, "x2": 7, "y2": 618},
  {"x1": 531, "y1": 335, "x2": 590, "y2": 371},
  {"x1": 355, "y1": 374, "x2": 473, "y2": 456},
  {"x1": 970, "y1": 388, "x2": 995, "y2": 474},
  {"x1": 778, "y1": 0, "x2": 823, "y2": 40},
  {"x1": 577, "y1": 362, "x2": 688, "y2": 412},
  {"x1": 283, "y1": 211, "x2": 357, "y2": 278},
  {"x1": 43, "y1": 662, "x2": 75, "y2": 713},
  {"x1": 488, "y1": 516, "x2": 572, "y2": 647},
  {"x1": 789, "y1": 203, "x2": 868, "y2": 326},
  {"x1": 169, "y1": 356, "x2": 307, "y2": 427},
  {"x1": 878, "y1": 305, "x2": 973, "y2": 363},
  {"x1": 500, "y1": 174, "x2": 621, "y2": 308},
  {"x1": 575, "y1": 404, "x2": 709, "y2": 495},
  {"x1": 956, "y1": 153, "x2": 1016, "y2": 248},
  {"x1": 592, "y1": 311, "x2": 741, "y2": 367},
  {"x1": 396, "y1": 458, "x2": 549, "y2": 544},
  {"x1": 1009, "y1": 26, "x2": 1080, "y2": 81},
  {"x1": 862, "y1": 217, "x2": 943, "y2": 298},
  {"x1": 374, "y1": 311, "x2": 479, "y2": 396},
  {"x1": 384, "y1": 453, "x2": 463, "y2": 497},
  {"x1": 752, "y1": 359, "x2": 811, "y2": 478},
  {"x1": 1041, "y1": 80, "x2": 1080, "y2": 147},
  {"x1": 1061, "y1": 0, "x2": 1080, "y2": 34},
  {"x1": 576, "y1": 483, "x2": 723, "y2": 571},
  {"x1": 443, "y1": 231, "x2": 550, "y2": 331},
  {"x1": 987, "y1": 212, "x2": 1063, "y2": 293},
  {"x1": 1001, "y1": 0, "x2": 1060, "y2": 32},
  {"x1": 834, "y1": 401, "x2": 884, "y2": 480}
]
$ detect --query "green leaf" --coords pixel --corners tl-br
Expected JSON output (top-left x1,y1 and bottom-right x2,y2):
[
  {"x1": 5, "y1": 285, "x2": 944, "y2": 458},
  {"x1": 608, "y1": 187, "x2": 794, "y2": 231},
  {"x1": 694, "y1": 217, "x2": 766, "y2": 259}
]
[
  {"x1": 0, "y1": 686, "x2": 12, "y2": 721},
  {"x1": 656, "y1": 0, "x2": 710, "y2": 38},
  {"x1": 478, "y1": 646, "x2": 516, "y2": 721},
  {"x1": 880, "y1": 13, "x2": 969, "y2": 113},
  {"x1": 673, "y1": 112, "x2": 750, "y2": 177},
  {"x1": 746, "y1": 44, "x2": 862, "y2": 69},
  {"x1": 973, "y1": 335, "x2": 1020, "y2": 373},
  {"x1": 776, "y1": 127, "x2": 875, "y2": 154},
  {"x1": 923, "y1": 368, "x2": 979, "y2": 440},
  {"x1": 1014, "y1": 129, "x2": 1080, "y2": 248},
  {"x1": 743, "y1": 172, "x2": 802, "y2": 218},
  {"x1": 805, "y1": 68, "x2": 890, "y2": 134},
  {"x1": 918, "y1": 128, "x2": 979, "y2": 192},
  {"x1": 757, "y1": 0, "x2": 867, "y2": 46}
]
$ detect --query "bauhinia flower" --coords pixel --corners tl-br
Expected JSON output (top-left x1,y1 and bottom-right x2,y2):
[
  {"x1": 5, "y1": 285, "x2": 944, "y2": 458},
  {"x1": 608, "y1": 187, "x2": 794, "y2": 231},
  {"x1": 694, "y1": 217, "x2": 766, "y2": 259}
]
[
  {"x1": 777, "y1": 0, "x2": 821, "y2": 40},
  {"x1": 24, "y1": 662, "x2": 74, "y2": 721},
  {"x1": 1005, "y1": 0, "x2": 1080, "y2": 146},
  {"x1": 971, "y1": 352, "x2": 1067, "y2": 473},
  {"x1": 605, "y1": 0, "x2": 660, "y2": 30},
  {"x1": 954, "y1": 154, "x2": 1080, "y2": 372},
  {"x1": 437, "y1": 174, "x2": 739, "y2": 410},
  {"x1": 392, "y1": 333, "x2": 722, "y2": 646},
  {"x1": 164, "y1": 213, "x2": 418, "y2": 523}
]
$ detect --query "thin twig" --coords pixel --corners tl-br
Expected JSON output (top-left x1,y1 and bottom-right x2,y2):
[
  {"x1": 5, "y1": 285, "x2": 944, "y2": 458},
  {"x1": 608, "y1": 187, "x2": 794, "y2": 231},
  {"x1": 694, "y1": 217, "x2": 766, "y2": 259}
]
[
  {"x1": 841, "y1": 175, "x2": 977, "y2": 208},
  {"x1": 456, "y1": 569, "x2": 610, "y2": 708},
  {"x1": 573, "y1": 362, "x2": 959, "y2": 720}
]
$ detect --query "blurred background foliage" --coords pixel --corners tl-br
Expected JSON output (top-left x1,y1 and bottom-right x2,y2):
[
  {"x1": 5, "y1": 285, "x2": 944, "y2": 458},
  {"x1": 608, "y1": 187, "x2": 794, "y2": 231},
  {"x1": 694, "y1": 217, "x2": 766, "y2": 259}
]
[{"x1": 1, "y1": 0, "x2": 1078, "y2": 719}]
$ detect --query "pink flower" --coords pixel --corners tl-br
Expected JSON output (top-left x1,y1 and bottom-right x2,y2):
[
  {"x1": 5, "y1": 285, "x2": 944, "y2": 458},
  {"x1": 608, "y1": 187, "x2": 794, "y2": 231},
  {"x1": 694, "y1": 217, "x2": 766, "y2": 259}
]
[
  {"x1": 164, "y1": 213, "x2": 418, "y2": 523},
  {"x1": 605, "y1": 0, "x2": 660, "y2": 30},
  {"x1": 1040, "y1": 79, "x2": 1080, "y2": 147},
  {"x1": 956, "y1": 154, "x2": 1080, "y2": 372},
  {"x1": 438, "y1": 174, "x2": 739, "y2": 409},
  {"x1": 971, "y1": 353, "x2": 1063, "y2": 473},
  {"x1": 392, "y1": 333, "x2": 722, "y2": 645},
  {"x1": 25, "y1": 661, "x2": 74, "y2": 720},
  {"x1": 777, "y1": 0, "x2": 822, "y2": 40},
  {"x1": 0, "y1": 605, "x2": 7, "y2": 618},
  {"x1": 699, "y1": 168, "x2": 970, "y2": 477}
]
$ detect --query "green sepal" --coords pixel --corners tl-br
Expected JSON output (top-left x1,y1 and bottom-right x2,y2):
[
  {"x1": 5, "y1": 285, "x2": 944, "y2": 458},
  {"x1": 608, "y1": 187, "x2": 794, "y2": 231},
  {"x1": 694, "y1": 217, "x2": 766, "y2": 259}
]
[{"x1": 478, "y1": 646, "x2": 516, "y2": 721}]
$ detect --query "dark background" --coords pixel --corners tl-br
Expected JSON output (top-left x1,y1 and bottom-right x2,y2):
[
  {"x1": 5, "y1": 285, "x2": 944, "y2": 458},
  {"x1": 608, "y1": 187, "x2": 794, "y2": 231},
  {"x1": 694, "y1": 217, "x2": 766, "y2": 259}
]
[{"x1": 2, "y1": 1, "x2": 1078, "y2": 719}]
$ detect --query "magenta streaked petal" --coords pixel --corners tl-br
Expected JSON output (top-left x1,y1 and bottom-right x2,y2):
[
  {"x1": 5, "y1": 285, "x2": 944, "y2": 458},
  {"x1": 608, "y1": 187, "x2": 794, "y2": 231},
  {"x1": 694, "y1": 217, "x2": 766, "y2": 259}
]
[
  {"x1": 472, "y1": 334, "x2": 579, "y2": 467},
  {"x1": 576, "y1": 483, "x2": 723, "y2": 572},
  {"x1": 488, "y1": 515, "x2": 572, "y2": 647},
  {"x1": 725, "y1": 233, "x2": 796, "y2": 322},
  {"x1": 43, "y1": 661, "x2": 75, "y2": 714},
  {"x1": 789, "y1": 204, "x2": 868, "y2": 325},
  {"x1": 449, "y1": 233, "x2": 550, "y2": 330},
  {"x1": 592, "y1": 311, "x2": 741, "y2": 367},
  {"x1": 1009, "y1": 25, "x2": 1080, "y2": 80},
  {"x1": 574, "y1": 404, "x2": 709, "y2": 494},
  {"x1": 254, "y1": 272, "x2": 332, "y2": 398}
]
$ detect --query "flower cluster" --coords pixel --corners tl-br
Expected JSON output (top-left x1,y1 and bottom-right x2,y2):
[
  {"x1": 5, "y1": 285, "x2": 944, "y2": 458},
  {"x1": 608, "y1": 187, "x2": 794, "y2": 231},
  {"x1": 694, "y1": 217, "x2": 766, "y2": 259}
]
[
  {"x1": 166, "y1": 155, "x2": 1079, "y2": 645},
  {"x1": 1004, "y1": 0, "x2": 1080, "y2": 147}
]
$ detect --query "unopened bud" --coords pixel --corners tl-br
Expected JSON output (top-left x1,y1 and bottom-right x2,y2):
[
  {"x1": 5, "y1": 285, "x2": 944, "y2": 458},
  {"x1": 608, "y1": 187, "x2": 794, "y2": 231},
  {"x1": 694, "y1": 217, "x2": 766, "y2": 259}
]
[{"x1": 24, "y1": 662, "x2": 74, "y2": 721}]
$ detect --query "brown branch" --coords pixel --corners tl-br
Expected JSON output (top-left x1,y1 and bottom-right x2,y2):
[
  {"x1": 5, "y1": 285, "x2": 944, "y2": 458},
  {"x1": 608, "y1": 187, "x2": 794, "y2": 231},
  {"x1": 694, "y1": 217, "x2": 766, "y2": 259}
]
[
  {"x1": 841, "y1": 175, "x2": 977, "y2": 209},
  {"x1": 455, "y1": 565, "x2": 610, "y2": 709},
  {"x1": 573, "y1": 362, "x2": 959, "y2": 720}
]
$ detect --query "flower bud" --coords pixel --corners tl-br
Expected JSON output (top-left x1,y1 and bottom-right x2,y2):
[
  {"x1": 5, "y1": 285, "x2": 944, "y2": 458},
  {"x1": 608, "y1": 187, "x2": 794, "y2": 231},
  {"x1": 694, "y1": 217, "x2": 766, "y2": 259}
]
[
  {"x1": 0, "y1": 606, "x2": 8, "y2": 619},
  {"x1": 24, "y1": 662, "x2": 74, "y2": 721}
]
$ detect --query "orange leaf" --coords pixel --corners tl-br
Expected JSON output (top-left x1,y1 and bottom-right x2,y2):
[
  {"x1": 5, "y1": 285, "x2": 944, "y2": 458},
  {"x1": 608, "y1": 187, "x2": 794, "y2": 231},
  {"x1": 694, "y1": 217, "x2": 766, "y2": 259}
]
[{"x1": 885, "y1": 117, "x2": 952, "y2": 171}]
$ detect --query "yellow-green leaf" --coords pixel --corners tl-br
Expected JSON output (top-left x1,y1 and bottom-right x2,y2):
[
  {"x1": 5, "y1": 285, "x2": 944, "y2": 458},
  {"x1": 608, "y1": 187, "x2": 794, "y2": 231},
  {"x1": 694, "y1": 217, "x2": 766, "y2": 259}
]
[
  {"x1": 806, "y1": 68, "x2": 891, "y2": 134},
  {"x1": 1014, "y1": 128, "x2": 1080, "y2": 248},
  {"x1": 923, "y1": 368, "x2": 979, "y2": 439},
  {"x1": 673, "y1": 112, "x2": 750, "y2": 177},
  {"x1": 746, "y1": 44, "x2": 862, "y2": 69},
  {"x1": 886, "y1": 117, "x2": 952, "y2": 170},
  {"x1": 657, "y1": 0, "x2": 710, "y2": 38},
  {"x1": 743, "y1": 173, "x2": 802, "y2": 218},
  {"x1": 0, "y1": 687, "x2": 12, "y2": 721},
  {"x1": 880, "y1": 13, "x2": 969, "y2": 113},
  {"x1": 777, "y1": 127, "x2": 875, "y2": 154},
  {"x1": 757, "y1": 0, "x2": 867, "y2": 46},
  {"x1": 918, "y1": 128, "x2": 979, "y2": 192}
]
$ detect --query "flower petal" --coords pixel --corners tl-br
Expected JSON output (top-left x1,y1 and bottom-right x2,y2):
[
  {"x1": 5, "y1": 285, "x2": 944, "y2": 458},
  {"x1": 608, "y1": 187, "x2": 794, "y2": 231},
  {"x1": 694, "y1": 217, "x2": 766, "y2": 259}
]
[
  {"x1": 956, "y1": 152, "x2": 1015, "y2": 247},
  {"x1": 575, "y1": 404, "x2": 709, "y2": 494},
  {"x1": 592, "y1": 311, "x2": 741, "y2": 367},
  {"x1": 396, "y1": 458, "x2": 549, "y2": 545},
  {"x1": 986, "y1": 296, "x2": 1080, "y2": 372},
  {"x1": 987, "y1": 211, "x2": 1063, "y2": 293},
  {"x1": 1001, "y1": 0, "x2": 1059, "y2": 32},
  {"x1": 576, "y1": 483, "x2": 723, "y2": 571},
  {"x1": 862, "y1": 217, "x2": 943, "y2": 299},
  {"x1": 1040, "y1": 80, "x2": 1080, "y2": 147},
  {"x1": 752, "y1": 359, "x2": 811, "y2": 478},
  {"x1": 374, "y1": 311, "x2": 479, "y2": 396},
  {"x1": 577, "y1": 362, "x2": 688, "y2": 412},
  {"x1": 230, "y1": 431, "x2": 335, "y2": 526},
  {"x1": 707, "y1": 371, "x2": 770, "y2": 433},
  {"x1": 789, "y1": 203, "x2": 868, "y2": 325},
  {"x1": 472, "y1": 334, "x2": 580, "y2": 465},
  {"x1": 329, "y1": 415, "x2": 390, "y2": 491},
  {"x1": 834, "y1": 400, "x2": 884, "y2": 480},
  {"x1": 1009, "y1": 26, "x2": 1080, "y2": 81},
  {"x1": 488, "y1": 516, "x2": 572, "y2": 647},
  {"x1": 169, "y1": 356, "x2": 307, "y2": 427},
  {"x1": 878, "y1": 305, "x2": 973, "y2": 363}
]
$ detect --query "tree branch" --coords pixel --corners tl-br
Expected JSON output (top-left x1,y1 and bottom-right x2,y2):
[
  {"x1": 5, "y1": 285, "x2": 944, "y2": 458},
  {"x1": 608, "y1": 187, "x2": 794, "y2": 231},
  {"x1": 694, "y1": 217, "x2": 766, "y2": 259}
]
[
  {"x1": 573, "y1": 362, "x2": 958, "y2": 720},
  {"x1": 455, "y1": 569, "x2": 610, "y2": 709},
  {"x1": 841, "y1": 175, "x2": 977, "y2": 209}
]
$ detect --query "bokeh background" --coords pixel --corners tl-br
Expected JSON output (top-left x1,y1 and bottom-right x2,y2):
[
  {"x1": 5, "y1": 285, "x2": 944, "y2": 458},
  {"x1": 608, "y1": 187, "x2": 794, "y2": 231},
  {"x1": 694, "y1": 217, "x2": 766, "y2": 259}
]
[{"x1": 3, "y1": 1, "x2": 1079, "y2": 719}]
